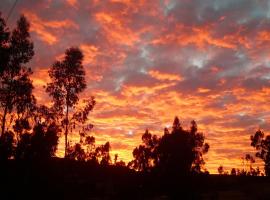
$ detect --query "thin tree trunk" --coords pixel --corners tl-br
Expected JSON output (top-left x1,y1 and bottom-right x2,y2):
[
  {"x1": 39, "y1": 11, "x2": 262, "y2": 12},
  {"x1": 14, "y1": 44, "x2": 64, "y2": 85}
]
[
  {"x1": 1, "y1": 105, "x2": 8, "y2": 137},
  {"x1": 64, "y1": 102, "x2": 69, "y2": 158}
]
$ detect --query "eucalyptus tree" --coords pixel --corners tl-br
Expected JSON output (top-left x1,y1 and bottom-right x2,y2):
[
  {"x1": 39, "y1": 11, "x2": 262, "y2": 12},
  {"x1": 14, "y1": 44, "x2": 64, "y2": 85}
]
[
  {"x1": 0, "y1": 14, "x2": 34, "y2": 137},
  {"x1": 46, "y1": 47, "x2": 95, "y2": 157}
]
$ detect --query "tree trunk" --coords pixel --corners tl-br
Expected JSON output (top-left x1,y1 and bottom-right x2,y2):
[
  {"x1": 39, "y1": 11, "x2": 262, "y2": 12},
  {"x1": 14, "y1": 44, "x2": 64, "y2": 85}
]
[
  {"x1": 64, "y1": 102, "x2": 69, "y2": 158},
  {"x1": 1, "y1": 105, "x2": 8, "y2": 137}
]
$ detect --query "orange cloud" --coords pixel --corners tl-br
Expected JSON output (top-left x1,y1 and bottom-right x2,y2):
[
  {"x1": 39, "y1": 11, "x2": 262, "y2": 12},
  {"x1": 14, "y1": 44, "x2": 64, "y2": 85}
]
[
  {"x1": 23, "y1": 11, "x2": 78, "y2": 45},
  {"x1": 30, "y1": 68, "x2": 51, "y2": 106},
  {"x1": 66, "y1": 0, "x2": 78, "y2": 9},
  {"x1": 152, "y1": 24, "x2": 242, "y2": 49},
  {"x1": 95, "y1": 12, "x2": 142, "y2": 46},
  {"x1": 80, "y1": 44, "x2": 99, "y2": 64},
  {"x1": 121, "y1": 82, "x2": 176, "y2": 97},
  {"x1": 257, "y1": 31, "x2": 270, "y2": 42},
  {"x1": 198, "y1": 88, "x2": 211, "y2": 93},
  {"x1": 148, "y1": 70, "x2": 183, "y2": 81}
]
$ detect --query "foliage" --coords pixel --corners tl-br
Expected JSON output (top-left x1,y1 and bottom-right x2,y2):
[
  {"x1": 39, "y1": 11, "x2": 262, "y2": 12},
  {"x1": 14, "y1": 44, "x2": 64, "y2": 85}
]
[
  {"x1": 67, "y1": 131, "x2": 111, "y2": 165},
  {"x1": 46, "y1": 47, "x2": 86, "y2": 113},
  {"x1": 0, "y1": 131, "x2": 14, "y2": 160},
  {"x1": 250, "y1": 130, "x2": 270, "y2": 175},
  {"x1": 95, "y1": 142, "x2": 111, "y2": 165},
  {"x1": 218, "y1": 165, "x2": 225, "y2": 175},
  {"x1": 0, "y1": 13, "x2": 10, "y2": 75},
  {"x1": 0, "y1": 14, "x2": 35, "y2": 136},
  {"x1": 15, "y1": 122, "x2": 59, "y2": 160},
  {"x1": 129, "y1": 117, "x2": 209, "y2": 175},
  {"x1": 129, "y1": 129, "x2": 159, "y2": 172},
  {"x1": 46, "y1": 47, "x2": 95, "y2": 157},
  {"x1": 227, "y1": 154, "x2": 261, "y2": 176},
  {"x1": 114, "y1": 154, "x2": 126, "y2": 166}
]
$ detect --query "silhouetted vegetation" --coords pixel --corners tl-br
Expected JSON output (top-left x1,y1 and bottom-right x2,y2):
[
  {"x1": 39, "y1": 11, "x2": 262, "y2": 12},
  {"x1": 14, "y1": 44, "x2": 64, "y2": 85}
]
[
  {"x1": 46, "y1": 47, "x2": 95, "y2": 157},
  {"x1": 0, "y1": 13, "x2": 97, "y2": 164},
  {"x1": 15, "y1": 122, "x2": 59, "y2": 160},
  {"x1": 219, "y1": 154, "x2": 262, "y2": 176},
  {"x1": 251, "y1": 129, "x2": 270, "y2": 175},
  {"x1": 0, "y1": 13, "x2": 36, "y2": 161},
  {"x1": 0, "y1": 14, "x2": 34, "y2": 137},
  {"x1": 67, "y1": 134, "x2": 113, "y2": 166},
  {"x1": 129, "y1": 117, "x2": 209, "y2": 177}
]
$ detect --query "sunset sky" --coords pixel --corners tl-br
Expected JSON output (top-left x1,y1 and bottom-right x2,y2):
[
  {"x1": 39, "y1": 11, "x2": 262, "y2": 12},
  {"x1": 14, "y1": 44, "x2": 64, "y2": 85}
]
[{"x1": 1, "y1": 0, "x2": 270, "y2": 173}]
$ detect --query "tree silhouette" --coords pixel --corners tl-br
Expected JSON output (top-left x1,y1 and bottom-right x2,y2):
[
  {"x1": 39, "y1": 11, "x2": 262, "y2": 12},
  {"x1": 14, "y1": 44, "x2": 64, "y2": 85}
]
[
  {"x1": 218, "y1": 165, "x2": 225, "y2": 175},
  {"x1": 241, "y1": 154, "x2": 255, "y2": 174},
  {"x1": 250, "y1": 129, "x2": 270, "y2": 175},
  {"x1": 114, "y1": 154, "x2": 126, "y2": 166},
  {"x1": 66, "y1": 143, "x2": 86, "y2": 161},
  {"x1": 129, "y1": 129, "x2": 159, "y2": 172},
  {"x1": 190, "y1": 120, "x2": 210, "y2": 173},
  {"x1": 130, "y1": 145, "x2": 150, "y2": 171},
  {"x1": 0, "y1": 14, "x2": 34, "y2": 137},
  {"x1": 156, "y1": 118, "x2": 209, "y2": 176},
  {"x1": 15, "y1": 132, "x2": 31, "y2": 160},
  {"x1": 228, "y1": 154, "x2": 261, "y2": 176},
  {"x1": 95, "y1": 142, "x2": 111, "y2": 165},
  {"x1": 46, "y1": 47, "x2": 95, "y2": 157},
  {"x1": 130, "y1": 117, "x2": 209, "y2": 176},
  {"x1": 31, "y1": 122, "x2": 59, "y2": 158},
  {"x1": 13, "y1": 117, "x2": 31, "y2": 136},
  {"x1": 0, "y1": 131, "x2": 14, "y2": 160},
  {"x1": 0, "y1": 13, "x2": 9, "y2": 75},
  {"x1": 15, "y1": 122, "x2": 59, "y2": 160},
  {"x1": 67, "y1": 130, "x2": 111, "y2": 165},
  {"x1": 231, "y1": 168, "x2": 237, "y2": 175}
]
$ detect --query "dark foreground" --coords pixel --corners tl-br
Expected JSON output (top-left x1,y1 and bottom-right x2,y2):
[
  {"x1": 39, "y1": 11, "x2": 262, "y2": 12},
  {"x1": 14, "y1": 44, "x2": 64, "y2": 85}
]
[{"x1": 0, "y1": 159, "x2": 270, "y2": 200}]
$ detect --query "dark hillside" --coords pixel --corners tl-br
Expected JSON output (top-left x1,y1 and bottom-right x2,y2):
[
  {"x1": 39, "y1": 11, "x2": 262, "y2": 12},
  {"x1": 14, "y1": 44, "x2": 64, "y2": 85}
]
[{"x1": 1, "y1": 159, "x2": 270, "y2": 200}]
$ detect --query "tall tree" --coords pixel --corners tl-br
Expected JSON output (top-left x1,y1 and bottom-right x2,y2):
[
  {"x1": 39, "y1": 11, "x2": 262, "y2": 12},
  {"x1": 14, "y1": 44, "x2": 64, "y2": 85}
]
[
  {"x1": 0, "y1": 13, "x2": 10, "y2": 75},
  {"x1": 46, "y1": 47, "x2": 95, "y2": 157},
  {"x1": 0, "y1": 14, "x2": 34, "y2": 137},
  {"x1": 251, "y1": 130, "x2": 270, "y2": 175},
  {"x1": 156, "y1": 117, "x2": 209, "y2": 176},
  {"x1": 190, "y1": 120, "x2": 210, "y2": 173}
]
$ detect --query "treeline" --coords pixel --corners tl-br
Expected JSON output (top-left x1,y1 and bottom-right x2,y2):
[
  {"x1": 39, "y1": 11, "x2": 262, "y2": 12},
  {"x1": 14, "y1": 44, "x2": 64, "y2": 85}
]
[
  {"x1": 218, "y1": 129, "x2": 270, "y2": 176},
  {"x1": 0, "y1": 13, "x2": 270, "y2": 178}
]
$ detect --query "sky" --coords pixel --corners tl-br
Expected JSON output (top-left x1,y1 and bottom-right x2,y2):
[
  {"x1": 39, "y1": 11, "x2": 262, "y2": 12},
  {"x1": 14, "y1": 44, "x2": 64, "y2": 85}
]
[{"x1": 1, "y1": 0, "x2": 270, "y2": 173}]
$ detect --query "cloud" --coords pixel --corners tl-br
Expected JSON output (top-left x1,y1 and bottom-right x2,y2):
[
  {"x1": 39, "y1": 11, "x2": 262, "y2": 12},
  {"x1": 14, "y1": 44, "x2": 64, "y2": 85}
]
[
  {"x1": 23, "y1": 11, "x2": 78, "y2": 45},
  {"x1": 66, "y1": 0, "x2": 78, "y2": 9},
  {"x1": 80, "y1": 44, "x2": 99, "y2": 64},
  {"x1": 148, "y1": 70, "x2": 182, "y2": 81}
]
